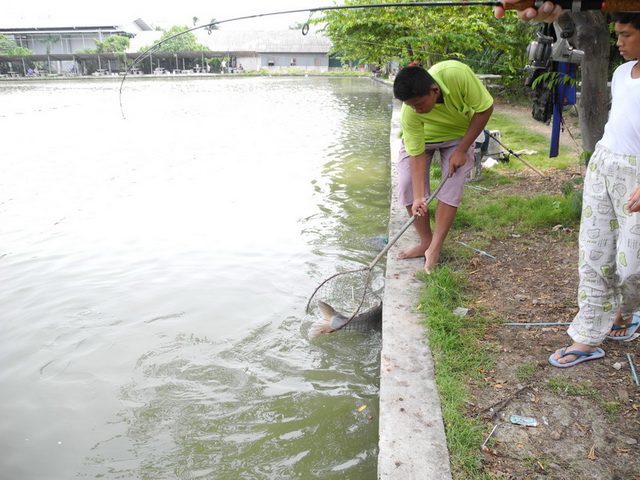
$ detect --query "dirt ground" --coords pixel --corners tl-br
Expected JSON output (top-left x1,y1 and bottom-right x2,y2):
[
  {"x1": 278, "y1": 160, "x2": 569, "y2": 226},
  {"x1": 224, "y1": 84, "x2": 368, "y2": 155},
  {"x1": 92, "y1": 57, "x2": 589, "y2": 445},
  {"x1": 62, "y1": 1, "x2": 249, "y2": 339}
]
[{"x1": 459, "y1": 105, "x2": 640, "y2": 480}]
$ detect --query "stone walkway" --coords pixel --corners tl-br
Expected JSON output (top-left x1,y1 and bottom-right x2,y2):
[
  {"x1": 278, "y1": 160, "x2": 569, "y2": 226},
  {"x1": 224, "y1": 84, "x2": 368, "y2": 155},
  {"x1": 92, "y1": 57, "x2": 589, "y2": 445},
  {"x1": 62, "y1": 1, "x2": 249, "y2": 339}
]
[{"x1": 377, "y1": 96, "x2": 453, "y2": 480}]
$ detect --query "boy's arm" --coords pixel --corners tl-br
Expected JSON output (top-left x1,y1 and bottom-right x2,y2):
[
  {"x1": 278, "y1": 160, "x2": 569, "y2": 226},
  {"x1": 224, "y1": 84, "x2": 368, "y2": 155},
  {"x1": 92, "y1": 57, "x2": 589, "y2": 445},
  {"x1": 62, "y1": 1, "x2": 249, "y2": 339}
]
[
  {"x1": 410, "y1": 152, "x2": 429, "y2": 217},
  {"x1": 447, "y1": 105, "x2": 494, "y2": 177}
]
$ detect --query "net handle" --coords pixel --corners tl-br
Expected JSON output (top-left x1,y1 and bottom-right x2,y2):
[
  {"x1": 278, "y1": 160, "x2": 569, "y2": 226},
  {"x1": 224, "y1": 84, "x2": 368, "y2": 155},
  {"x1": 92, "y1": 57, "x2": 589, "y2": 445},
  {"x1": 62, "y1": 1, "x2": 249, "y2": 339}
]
[
  {"x1": 330, "y1": 176, "x2": 449, "y2": 330},
  {"x1": 366, "y1": 175, "x2": 448, "y2": 270},
  {"x1": 305, "y1": 176, "x2": 447, "y2": 318}
]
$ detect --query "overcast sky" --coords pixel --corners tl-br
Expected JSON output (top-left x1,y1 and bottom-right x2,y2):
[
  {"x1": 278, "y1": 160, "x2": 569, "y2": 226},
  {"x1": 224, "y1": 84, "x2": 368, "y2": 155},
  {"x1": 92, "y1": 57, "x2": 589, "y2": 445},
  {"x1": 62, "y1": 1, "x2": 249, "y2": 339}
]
[{"x1": 3, "y1": 0, "x2": 343, "y2": 30}]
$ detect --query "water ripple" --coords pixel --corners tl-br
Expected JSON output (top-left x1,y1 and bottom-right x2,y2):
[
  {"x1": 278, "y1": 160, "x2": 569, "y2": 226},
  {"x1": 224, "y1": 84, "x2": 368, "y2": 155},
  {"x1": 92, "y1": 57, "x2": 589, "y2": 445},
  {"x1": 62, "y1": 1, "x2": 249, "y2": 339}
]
[{"x1": 0, "y1": 76, "x2": 391, "y2": 480}]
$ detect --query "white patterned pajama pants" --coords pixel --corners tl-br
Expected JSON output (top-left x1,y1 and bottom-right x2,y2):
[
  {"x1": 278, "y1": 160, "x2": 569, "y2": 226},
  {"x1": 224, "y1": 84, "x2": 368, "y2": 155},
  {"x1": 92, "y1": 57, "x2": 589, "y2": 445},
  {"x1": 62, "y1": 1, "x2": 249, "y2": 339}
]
[{"x1": 568, "y1": 145, "x2": 640, "y2": 346}]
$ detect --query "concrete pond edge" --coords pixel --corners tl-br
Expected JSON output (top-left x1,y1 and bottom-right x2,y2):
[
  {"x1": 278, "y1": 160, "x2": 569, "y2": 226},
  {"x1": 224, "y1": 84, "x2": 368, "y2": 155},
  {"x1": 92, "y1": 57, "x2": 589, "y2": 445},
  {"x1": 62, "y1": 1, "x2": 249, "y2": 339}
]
[{"x1": 376, "y1": 78, "x2": 453, "y2": 480}]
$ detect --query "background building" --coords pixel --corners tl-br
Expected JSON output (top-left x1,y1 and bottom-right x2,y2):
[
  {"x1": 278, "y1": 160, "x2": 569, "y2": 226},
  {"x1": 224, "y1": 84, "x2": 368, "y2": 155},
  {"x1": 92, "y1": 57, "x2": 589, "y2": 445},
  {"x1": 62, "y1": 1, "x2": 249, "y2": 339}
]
[{"x1": 0, "y1": 19, "x2": 333, "y2": 75}]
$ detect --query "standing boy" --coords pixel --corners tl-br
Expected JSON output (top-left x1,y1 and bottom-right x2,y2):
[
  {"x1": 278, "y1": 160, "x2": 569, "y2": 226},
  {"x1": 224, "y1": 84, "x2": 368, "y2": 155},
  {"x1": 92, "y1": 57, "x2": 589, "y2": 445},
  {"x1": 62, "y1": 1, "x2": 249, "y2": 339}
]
[
  {"x1": 551, "y1": 12, "x2": 640, "y2": 367},
  {"x1": 393, "y1": 61, "x2": 494, "y2": 273}
]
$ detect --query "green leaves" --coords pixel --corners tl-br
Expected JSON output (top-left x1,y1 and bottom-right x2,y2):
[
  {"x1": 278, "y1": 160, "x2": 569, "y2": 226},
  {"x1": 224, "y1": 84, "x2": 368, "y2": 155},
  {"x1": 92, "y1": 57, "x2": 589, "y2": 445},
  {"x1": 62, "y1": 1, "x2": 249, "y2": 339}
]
[
  {"x1": 95, "y1": 36, "x2": 130, "y2": 54},
  {"x1": 139, "y1": 26, "x2": 209, "y2": 53},
  {"x1": 531, "y1": 71, "x2": 578, "y2": 90},
  {"x1": 0, "y1": 34, "x2": 33, "y2": 55},
  {"x1": 315, "y1": 0, "x2": 537, "y2": 78}
]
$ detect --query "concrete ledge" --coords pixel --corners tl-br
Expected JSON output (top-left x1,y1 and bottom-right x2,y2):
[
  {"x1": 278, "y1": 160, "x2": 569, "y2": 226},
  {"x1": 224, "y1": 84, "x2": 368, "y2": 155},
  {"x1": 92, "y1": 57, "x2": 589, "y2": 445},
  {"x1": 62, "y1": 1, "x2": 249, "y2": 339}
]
[{"x1": 377, "y1": 100, "x2": 452, "y2": 480}]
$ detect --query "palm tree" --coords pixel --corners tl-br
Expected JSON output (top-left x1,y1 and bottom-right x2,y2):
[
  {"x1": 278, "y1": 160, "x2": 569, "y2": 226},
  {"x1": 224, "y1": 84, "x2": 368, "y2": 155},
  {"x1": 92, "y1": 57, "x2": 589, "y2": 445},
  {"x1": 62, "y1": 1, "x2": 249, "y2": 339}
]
[{"x1": 206, "y1": 18, "x2": 219, "y2": 34}]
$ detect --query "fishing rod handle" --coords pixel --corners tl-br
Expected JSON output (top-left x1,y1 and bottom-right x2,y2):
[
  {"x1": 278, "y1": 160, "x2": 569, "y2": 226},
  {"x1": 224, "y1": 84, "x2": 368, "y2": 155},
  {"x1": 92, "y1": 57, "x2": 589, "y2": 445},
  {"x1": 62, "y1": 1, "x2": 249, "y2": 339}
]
[{"x1": 503, "y1": 0, "x2": 640, "y2": 11}]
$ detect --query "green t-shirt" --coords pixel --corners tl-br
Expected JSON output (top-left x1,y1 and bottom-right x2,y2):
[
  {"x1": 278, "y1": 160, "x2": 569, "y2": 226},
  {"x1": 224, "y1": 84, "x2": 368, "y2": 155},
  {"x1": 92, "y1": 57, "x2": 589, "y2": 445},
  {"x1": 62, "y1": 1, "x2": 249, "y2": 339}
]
[{"x1": 400, "y1": 61, "x2": 494, "y2": 156}]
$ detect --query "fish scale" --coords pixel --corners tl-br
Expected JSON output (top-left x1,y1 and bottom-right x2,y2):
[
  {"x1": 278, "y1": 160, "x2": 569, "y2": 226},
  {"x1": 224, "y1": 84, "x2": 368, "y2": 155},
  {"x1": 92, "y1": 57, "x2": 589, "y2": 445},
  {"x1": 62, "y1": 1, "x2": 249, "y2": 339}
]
[{"x1": 308, "y1": 301, "x2": 382, "y2": 338}]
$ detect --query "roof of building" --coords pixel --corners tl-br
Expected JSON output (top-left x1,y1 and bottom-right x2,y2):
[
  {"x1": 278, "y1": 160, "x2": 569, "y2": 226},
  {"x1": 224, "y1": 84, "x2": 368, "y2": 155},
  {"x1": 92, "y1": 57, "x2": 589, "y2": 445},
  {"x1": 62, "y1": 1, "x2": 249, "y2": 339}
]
[{"x1": 0, "y1": 18, "x2": 154, "y2": 35}]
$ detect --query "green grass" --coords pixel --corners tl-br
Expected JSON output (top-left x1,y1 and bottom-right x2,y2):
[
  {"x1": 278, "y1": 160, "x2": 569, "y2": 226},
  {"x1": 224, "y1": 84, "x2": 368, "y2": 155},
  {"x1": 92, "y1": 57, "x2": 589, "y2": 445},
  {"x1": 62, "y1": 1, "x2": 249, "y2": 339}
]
[
  {"x1": 416, "y1": 268, "x2": 494, "y2": 478},
  {"x1": 454, "y1": 192, "x2": 580, "y2": 236},
  {"x1": 486, "y1": 109, "x2": 579, "y2": 171},
  {"x1": 544, "y1": 376, "x2": 623, "y2": 419},
  {"x1": 515, "y1": 362, "x2": 537, "y2": 382},
  {"x1": 545, "y1": 376, "x2": 600, "y2": 396}
]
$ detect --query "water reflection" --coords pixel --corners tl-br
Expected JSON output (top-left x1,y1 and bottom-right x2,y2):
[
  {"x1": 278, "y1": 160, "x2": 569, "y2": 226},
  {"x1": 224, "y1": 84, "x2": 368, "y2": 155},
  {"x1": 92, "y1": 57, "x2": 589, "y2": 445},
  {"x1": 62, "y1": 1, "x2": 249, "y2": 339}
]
[{"x1": 0, "y1": 76, "x2": 391, "y2": 479}]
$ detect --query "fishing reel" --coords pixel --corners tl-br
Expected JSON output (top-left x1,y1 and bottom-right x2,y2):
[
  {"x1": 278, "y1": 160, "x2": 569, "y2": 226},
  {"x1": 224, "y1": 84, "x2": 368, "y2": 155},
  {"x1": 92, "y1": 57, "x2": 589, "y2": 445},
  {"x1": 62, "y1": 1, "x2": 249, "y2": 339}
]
[{"x1": 525, "y1": 23, "x2": 584, "y2": 73}]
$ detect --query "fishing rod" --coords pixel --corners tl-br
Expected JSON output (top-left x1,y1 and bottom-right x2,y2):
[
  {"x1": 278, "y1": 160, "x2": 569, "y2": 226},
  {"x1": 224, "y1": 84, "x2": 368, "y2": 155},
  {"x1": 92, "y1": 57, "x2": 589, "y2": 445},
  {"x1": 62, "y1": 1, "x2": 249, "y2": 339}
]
[
  {"x1": 119, "y1": 2, "x2": 501, "y2": 99},
  {"x1": 118, "y1": 0, "x2": 636, "y2": 115},
  {"x1": 487, "y1": 131, "x2": 547, "y2": 177}
]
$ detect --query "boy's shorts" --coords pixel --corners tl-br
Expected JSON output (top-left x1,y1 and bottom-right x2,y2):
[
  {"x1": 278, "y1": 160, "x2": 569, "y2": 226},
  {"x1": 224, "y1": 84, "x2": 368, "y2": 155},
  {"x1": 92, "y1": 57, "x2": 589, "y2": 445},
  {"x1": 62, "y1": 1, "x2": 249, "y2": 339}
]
[{"x1": 397, "y1": 138, "x2": 474, "y2": 208}]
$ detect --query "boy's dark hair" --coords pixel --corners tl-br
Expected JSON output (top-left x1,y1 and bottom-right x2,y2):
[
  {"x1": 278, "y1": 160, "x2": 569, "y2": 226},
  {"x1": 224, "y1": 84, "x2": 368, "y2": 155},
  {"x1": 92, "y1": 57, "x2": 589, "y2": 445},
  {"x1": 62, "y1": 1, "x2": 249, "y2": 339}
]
[
  {"x1": 610, "y1": 12, "x2": 640, "y2": 29},
  {"x1": 393, "y1": 66, "x2": 437, "y2": 101}
]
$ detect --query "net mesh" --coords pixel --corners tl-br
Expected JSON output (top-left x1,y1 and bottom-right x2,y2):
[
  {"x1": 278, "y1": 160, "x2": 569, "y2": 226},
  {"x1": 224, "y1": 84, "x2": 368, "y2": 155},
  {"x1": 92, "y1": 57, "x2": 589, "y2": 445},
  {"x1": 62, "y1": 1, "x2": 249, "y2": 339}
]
[{"x1": 306, "y1": 266, "x2": 384, "y2": 319}]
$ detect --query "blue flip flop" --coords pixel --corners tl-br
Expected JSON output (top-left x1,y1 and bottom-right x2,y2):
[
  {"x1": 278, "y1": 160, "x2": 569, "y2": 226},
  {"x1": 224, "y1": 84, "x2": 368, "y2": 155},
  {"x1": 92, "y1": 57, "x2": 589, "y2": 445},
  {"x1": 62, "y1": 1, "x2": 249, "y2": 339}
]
[
  {"x1": 548, "y1": 347, "x2": 605, "y2": 368},
  {"x1": 606, "y1": 314, "x2": 640, "y2": 341}
]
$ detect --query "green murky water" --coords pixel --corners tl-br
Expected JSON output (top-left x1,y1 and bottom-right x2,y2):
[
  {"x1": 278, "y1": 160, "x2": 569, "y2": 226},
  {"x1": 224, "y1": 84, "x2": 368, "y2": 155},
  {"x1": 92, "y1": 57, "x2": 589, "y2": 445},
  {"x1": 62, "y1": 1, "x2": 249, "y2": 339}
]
[{"x1": 0, "y1": 76, "x2": 392, "y2": 479}]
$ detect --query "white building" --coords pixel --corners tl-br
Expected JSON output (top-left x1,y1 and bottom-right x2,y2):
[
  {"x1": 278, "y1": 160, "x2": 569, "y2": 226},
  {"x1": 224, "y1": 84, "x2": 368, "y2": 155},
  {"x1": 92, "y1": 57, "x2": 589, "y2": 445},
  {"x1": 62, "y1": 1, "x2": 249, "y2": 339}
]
[
  {"x1": 0, "y1": 20, "x2": 333, "y2": 75},
  {"x1": 197, "y1": 30, "x2": 332, "y2": 73},
  {"x1": 0, "y1": 19, "x2": 154, "y2": 55}
]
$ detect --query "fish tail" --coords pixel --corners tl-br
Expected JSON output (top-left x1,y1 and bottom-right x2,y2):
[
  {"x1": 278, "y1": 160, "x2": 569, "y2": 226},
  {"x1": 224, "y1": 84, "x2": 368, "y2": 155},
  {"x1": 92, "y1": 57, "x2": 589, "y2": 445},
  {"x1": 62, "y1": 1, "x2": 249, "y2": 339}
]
[
  {"x1": 317, "y1": 300, "x2": 339, "y2": 320},
  {"x1": 308, "y1": 301, "x2": 339, "y2": 339},
  {"x1": 308, "y1": 318, "x2": 333, "y2": 339}
]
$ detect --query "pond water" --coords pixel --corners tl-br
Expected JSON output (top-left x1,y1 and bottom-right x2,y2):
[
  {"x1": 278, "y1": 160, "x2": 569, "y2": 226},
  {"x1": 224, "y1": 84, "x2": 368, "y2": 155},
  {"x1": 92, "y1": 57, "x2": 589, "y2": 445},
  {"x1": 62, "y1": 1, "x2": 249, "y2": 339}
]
[{"x1": 0, "y1": 75, "x2": 393, "y2": 479}]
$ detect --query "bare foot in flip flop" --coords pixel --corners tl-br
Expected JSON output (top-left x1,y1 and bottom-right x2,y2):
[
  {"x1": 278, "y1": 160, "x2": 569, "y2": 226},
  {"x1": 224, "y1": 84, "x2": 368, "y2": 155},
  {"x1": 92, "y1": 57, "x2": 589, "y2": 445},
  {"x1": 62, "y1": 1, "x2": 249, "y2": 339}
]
[
  {"x1": 607, "y1": 311, "x2": 640, "y2": 340},
  {"x1": 549, "y1": 343, "x2": 605, "y2": 368}
]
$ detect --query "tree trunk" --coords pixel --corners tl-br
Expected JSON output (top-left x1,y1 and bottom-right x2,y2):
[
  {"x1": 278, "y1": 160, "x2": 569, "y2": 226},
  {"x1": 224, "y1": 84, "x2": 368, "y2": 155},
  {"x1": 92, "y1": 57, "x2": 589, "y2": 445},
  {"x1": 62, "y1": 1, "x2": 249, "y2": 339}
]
[{"x1": 567, "y1": 11, "x2": 610, "y2": 154}]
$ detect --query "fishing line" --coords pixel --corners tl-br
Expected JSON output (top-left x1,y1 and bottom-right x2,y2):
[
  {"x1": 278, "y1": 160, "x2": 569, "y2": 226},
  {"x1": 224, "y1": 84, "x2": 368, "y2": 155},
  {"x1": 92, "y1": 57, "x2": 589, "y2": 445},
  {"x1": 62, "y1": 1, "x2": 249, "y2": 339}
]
[
  {"x1": 118, "y1": 1, "x2": 515, "y2": 118},
  {"x1": 118, "y1": 1, "x2": 633, "y2": 116}
]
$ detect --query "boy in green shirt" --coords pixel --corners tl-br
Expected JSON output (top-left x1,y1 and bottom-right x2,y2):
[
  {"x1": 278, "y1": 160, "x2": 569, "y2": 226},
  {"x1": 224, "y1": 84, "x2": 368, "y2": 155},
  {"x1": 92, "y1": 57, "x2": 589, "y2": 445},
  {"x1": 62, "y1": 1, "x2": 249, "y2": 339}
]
[{"x1": 393, "y1": 61, "x2": 494, "y2": 273}]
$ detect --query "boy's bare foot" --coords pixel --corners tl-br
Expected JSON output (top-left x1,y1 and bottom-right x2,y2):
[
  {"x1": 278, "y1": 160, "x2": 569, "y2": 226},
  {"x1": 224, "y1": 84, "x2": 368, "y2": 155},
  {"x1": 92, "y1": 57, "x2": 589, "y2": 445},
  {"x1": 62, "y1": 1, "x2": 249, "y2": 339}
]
[
  {"x1": 424, "y1": 249, "x2": 439, "y2": 274},
  {"x1": 397, "y1": 243, "x2": 429, "y2": 260}
]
